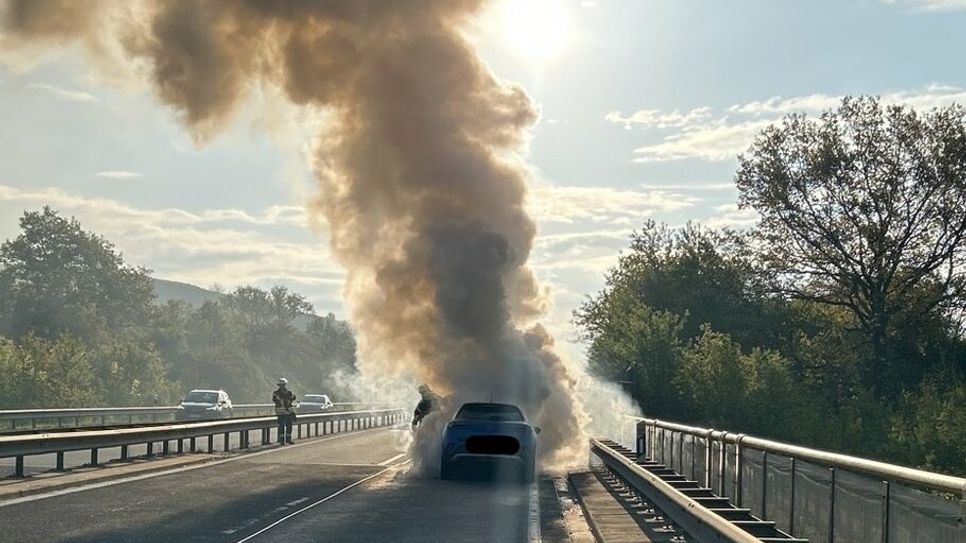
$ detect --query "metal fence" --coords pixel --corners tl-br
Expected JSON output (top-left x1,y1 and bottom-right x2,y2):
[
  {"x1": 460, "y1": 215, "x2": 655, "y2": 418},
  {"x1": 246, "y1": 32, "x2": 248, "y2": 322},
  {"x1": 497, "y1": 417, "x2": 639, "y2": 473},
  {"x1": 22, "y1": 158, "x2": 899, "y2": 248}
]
[
  {"x1": 590, "y1": 438, "x2": 762, "y2": 543},
  {"x1": 0, "y1": 407, "x2": 407, "y2": 477},
  {"x1": 0, "y1": 402, "x2": 376, "y2": 432},
  {"x1": 636, "y1": 418, "x2": 966, "y2": 543}
]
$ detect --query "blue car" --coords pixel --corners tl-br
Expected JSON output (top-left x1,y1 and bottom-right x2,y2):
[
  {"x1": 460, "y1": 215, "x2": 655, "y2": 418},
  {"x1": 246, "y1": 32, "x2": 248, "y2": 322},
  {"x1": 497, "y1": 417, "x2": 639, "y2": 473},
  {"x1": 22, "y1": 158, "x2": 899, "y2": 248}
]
[{"x1": 440, "y1": 402, "x2": 540, "y2": 483}]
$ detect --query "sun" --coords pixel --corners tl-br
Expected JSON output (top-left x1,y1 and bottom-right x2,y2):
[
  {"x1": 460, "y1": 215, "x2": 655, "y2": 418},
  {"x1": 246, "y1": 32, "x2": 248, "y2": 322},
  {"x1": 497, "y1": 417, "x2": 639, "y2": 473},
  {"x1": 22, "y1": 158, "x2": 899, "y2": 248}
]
[{"x1": 492, "y1": 0, "x2": 576, "y2": 65}]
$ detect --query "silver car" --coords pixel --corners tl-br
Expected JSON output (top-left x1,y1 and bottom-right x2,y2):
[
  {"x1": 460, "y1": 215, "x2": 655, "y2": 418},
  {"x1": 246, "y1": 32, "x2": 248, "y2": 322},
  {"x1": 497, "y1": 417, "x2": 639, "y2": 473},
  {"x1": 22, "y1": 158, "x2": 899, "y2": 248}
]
[
  {"x1": 175, "y1": 389, "x2": 234, "y2": 421},
  {"x1": 298, "y1": 394, "x2": 334, "y2": 413}
]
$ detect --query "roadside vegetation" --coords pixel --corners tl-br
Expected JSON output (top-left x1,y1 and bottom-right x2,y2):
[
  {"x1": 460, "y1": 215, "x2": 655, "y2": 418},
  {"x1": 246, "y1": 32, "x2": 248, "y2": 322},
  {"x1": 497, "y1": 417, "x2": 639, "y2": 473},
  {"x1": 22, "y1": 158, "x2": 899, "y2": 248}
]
[
  {"x1": 0, "y1": 207, "x2": 358, "y2": 407},
  {"x1": 576, "y1": 97, "x2": 966, "y2": 474}
]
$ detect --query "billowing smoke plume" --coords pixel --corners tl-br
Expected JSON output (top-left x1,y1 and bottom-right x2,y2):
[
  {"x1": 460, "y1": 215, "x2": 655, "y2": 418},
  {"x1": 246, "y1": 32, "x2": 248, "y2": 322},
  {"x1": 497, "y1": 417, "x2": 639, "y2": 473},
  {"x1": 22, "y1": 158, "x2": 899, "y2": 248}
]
[{"x1": 2, "y1": 0, "x2": 588, "y2": 469}]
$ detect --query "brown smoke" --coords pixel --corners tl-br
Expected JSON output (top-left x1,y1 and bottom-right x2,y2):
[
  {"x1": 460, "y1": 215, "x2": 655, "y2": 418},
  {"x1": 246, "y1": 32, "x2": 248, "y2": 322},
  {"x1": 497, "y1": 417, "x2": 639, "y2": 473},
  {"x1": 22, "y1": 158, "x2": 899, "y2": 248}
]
[{"x1": 1, "y1": 0, "x2": 587, "y2": 469}]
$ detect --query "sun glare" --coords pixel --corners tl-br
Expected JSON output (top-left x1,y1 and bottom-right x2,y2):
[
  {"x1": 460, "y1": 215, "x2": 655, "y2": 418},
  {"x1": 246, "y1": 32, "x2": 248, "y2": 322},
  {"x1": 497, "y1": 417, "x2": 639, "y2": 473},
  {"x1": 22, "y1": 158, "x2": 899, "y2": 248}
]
[{"x1": 494, "y1": 0, "x2": 575, "y2": 64}]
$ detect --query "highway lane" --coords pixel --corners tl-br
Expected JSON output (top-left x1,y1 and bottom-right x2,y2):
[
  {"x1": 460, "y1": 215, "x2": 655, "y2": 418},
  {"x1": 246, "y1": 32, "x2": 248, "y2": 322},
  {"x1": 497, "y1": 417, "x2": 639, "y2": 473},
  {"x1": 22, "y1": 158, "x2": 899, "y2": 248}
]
[
  {"x1": 0, "y1": 425, "x2": 549, "y2": 543},
  {"x1": 245, "y1": 468, "x2": 537, "y2": 543}
]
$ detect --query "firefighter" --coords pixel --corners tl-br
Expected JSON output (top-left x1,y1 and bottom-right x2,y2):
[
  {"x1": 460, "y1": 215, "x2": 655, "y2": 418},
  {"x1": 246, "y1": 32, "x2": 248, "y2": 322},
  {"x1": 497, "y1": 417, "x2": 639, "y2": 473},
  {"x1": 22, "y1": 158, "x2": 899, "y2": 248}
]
[
  {"x1": 411, "y1": 383, "x2": 438, "y2": 429},
  {"x1": 273, "y1": 377, "x2": 297, "y2": 444}
]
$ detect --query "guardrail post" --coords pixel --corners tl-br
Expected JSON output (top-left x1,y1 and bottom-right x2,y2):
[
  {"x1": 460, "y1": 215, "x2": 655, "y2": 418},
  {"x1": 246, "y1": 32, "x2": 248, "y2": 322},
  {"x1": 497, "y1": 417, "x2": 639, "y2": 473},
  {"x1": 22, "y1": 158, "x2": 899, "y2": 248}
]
[
  {"x1": 789, "y1": 457, "x2": 796, "y2": 535},
  {"x1": 223, "y1": 432, "x2": 229, "y2": 452},
  {"x1": 162, "y1": 440, "x2": 170, "y2": 456},
  {"x1": 241, "y1": 430, "x2": 249, "y2": 449},
  {"x1": 959, "y1": 484, "x2": 965, "y2": 543},
  {"x1": 690, "y1": 434, "x2": 696, "y2": 480},
  {"x1": 704, "y1": 429, "x2": 714, "y2": 488},
  {"x1": 120, "y1": 445, "x2": 129, "y2": 461},
  {"x1": 635, "y1": 421, "x2": 646, "y2": 458},
  {"x1": 147, "y1": 442, "x2": 154, "y2": 457},
  {"x1": 15, "y1": 455, "x2": 24, "y2": 477},
  {"x1": 761, "y1": 451, "x2": 768, "y2": 518},
  {"x1": 829, "y1": 467, "x2": 836, "y2": 543},
  {"x1": 718, "y1": 432, "x2": 728, "y2": 496},
  {"x1": 90, "y1": 448, "x2": 98, "y2": 466},
  {"x1": 207, "y1": 434, "x2": 214, "y2": 453},
  {"x1": 56, "y1": 451, "x2": 65, "y2": 471},
  {"x1": 677, "y1": 431, "x2": 684, "y2": 474},
  {"x1": 881, "y1": 480, "x2": 890, "y2": 543},
  {"x1": 735, "y1": 434, "x2": 745, "y2": 506},
  {"x1": 177, "y1": 438, "x2": 184, "y2": 454},
  {"x1": 261, "y1": 428, "x2": 269, "y2": 444}
]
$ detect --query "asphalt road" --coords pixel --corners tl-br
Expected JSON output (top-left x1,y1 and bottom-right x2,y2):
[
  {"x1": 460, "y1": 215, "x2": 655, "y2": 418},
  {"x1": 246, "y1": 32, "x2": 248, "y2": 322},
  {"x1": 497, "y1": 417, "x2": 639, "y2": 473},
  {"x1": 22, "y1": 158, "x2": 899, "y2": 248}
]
[{"x1": 0, "y1": 426, "x2": 544, "y2": 542}]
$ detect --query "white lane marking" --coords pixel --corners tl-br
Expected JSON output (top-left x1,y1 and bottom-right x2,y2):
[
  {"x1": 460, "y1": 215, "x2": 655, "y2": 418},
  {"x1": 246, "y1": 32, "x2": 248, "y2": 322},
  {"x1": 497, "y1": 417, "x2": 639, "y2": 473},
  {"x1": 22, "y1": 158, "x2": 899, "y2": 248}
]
[
  {"x1": 232, "y1": 460, "x2": 411, "y2": 543},
  {"x1": 378, "y1": 452, "x2": 406, "y2": 466},
  {"x1": 527, "y1": 479, "x2": 541, "y2": 543},
  {"x1": 221, "y1": 497, "x2": 314, "y2": 534},
  {"x1": 300, "y1": 462, "x2": 388, "y2": 467},
  {"x1": 0, "y1": 426, "x2": 390, "y2": 508}
]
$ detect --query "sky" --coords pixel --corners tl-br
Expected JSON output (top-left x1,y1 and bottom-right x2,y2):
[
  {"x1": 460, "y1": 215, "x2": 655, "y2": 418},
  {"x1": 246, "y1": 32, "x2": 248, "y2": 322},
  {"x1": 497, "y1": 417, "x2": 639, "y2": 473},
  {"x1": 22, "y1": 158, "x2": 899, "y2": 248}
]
[{"x1": 1, "y1": 0, "x2": 965, "y2": 363}]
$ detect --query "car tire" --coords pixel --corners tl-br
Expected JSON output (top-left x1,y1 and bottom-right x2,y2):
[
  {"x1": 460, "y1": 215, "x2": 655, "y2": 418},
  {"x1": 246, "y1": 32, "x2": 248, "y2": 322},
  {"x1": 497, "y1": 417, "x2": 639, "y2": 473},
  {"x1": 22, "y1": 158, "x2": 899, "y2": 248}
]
[
  {"x1": 523, "y1": 459, "x2": 536, "y2": 484},
  {"x1": 440, "y1": 461, "x2": 456, "y2": 481}
]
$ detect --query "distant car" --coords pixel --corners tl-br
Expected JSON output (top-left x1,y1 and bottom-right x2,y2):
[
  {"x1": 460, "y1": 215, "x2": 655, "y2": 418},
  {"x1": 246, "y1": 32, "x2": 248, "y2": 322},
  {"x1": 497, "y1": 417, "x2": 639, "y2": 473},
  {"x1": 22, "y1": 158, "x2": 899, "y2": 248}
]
[
  {"x1": 440, "y1": 402, "x2": 539, "y2": 483},
  {"x1": 298, "y1": 394, "x2": 334, "y2": 412},
  {"x1": 175, "y1": 389, "x2": 233, "y2": 421}
]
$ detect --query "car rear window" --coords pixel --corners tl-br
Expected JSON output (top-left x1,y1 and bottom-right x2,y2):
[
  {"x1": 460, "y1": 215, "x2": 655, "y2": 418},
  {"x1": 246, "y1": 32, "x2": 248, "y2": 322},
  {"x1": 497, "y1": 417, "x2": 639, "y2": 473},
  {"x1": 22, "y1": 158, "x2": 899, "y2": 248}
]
[
  {"x1": 455, "y1": 404, "x2": 524, "y2": 422},
  {"x1": 304, "y1": 395, "x2": 327, "y2": 402},
  {"x1": 184, "y1": 391, "x2": 218, "y2": 403}
]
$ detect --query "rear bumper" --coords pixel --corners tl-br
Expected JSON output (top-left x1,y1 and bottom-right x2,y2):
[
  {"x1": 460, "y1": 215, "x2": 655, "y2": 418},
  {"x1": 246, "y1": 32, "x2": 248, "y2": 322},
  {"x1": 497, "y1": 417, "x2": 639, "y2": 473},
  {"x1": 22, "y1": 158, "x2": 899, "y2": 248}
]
[{"x1": 448, "y1": 453, "x2": 527, "y2": 467}]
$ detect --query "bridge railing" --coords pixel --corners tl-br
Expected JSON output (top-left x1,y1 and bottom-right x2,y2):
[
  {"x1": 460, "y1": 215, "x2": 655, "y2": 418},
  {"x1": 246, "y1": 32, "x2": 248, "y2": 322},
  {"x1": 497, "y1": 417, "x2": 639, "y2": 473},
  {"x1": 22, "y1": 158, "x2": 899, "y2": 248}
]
[
  {"x1": 591, "y1": 438, "x2": 762, "y2": 543},
  {"x1": 0, "y1": 402, "x2": 381, "y2": 432},
  {"x1": 636, "y1": 418, "x2": 965, "y2": 543},
  {"x1": 0, "y1": 407, "x2": 407, "y2": 477}
]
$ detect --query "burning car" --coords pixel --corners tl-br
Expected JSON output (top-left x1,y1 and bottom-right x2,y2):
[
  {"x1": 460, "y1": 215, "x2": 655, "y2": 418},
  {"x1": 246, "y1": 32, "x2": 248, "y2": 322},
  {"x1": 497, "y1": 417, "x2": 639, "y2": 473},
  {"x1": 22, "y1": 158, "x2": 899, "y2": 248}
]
[{"x1": 439, "y1": 402, "x2": 539, "y2": 483}]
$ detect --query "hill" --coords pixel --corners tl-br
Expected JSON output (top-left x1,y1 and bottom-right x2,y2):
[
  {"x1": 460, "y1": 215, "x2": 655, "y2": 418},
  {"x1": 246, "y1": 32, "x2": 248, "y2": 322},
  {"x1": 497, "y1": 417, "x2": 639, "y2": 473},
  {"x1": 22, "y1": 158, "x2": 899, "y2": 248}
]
[{"x1": 152, "y1": 278, "x2": 223, "y2": 307}]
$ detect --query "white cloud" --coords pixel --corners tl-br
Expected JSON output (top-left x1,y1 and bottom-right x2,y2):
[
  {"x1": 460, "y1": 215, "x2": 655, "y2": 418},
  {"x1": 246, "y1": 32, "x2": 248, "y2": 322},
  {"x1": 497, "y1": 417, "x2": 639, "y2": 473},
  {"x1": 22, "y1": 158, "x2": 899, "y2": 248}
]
[
  {"x1": 882, "y1": 0, "x2": 966, "y2": 11},
  {"x1": 640, "y1": 182, "x2": 736, "y2": 191},
  {"x1": 605, "y1": 107, "x2": 713, "y2": 129},
  {"x1": 528, "y1": 185, "x2": 699, "y2": 225},
  {"x1": 632, "y1": 120, "x2": 773, "y2": 162},
  {"x1": 28, "y1": 83, "x2": 97, "y2": 102},
  {"x1": 96, "y1": 171, "x2": 142, "y2": 179},
  {"x1": 704, "y1": 203, "x2": 759, "y2": 228},
  {"x1": 728, "y1": 85, "x2": 966, "y2": 116},
  {"x1": 726, "y1": 94, "x2": 842, "y2": 116},
  {"x1": 0, "y1": 185, "x2": 331, "y2": 298},
  {"x1": 612, "y1": 85, "x2": 966, "y2": 162}
]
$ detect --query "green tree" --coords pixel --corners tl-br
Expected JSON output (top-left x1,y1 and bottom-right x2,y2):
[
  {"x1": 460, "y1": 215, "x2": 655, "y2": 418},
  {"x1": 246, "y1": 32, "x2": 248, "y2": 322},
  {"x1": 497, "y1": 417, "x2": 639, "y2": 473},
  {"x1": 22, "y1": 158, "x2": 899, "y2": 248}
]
[
  {"x1": 735, "y1": 97, "x2": 966, "y2": 397},
  {"x1": 891, "y1": 380, "x2": 966, "y2": 473},
  {"x1": 89, "y1": 340, "x2": 178, "y2": 406},
  {"x1": 0, "y1": 334, "x2": 97, "y2": 408},
  {"x1": 0, "y1": 207, "x2": 155, "y2": 342},
  {"x1": 576, "y1": 289, "x2": 686, "y2": 417}
]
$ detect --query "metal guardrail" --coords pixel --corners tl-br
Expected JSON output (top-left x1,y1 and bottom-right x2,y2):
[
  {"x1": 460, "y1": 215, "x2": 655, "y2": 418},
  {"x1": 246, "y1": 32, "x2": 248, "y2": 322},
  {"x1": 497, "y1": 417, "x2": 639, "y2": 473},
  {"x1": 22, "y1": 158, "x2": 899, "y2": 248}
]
[
  {"x1": 0, "y1": 407, "x2": 407, "y2": 478},
  {"x1": 635, "y1": 417, "x2": 966, "y2": 543},
  {"x1": 0, "y1": 402, "x2": 376, "y2": 431},
  {"x1": 591, "y1": 438, "x2": 762, "y2": 543}
]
